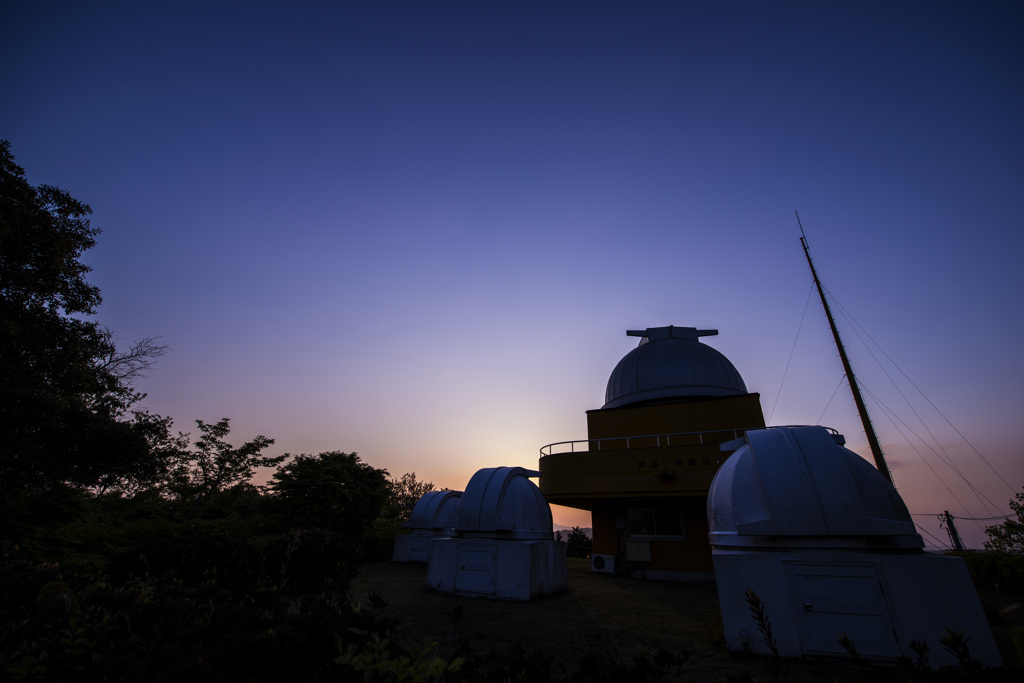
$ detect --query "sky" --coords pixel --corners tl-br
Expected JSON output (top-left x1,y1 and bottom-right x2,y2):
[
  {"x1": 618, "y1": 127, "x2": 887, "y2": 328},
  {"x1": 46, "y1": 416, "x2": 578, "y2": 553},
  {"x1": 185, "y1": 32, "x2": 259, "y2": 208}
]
[{"x1": 3, "y1": 1, "x2": 1022, "y2": 549}]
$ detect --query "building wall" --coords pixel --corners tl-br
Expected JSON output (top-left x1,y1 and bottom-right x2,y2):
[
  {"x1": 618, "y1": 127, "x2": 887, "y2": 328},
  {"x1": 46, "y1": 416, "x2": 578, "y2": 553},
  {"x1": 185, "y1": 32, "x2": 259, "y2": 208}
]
[
  {"x1": 541, "y1": 394, "x2": 764, "y2": 502},
  {"x1": 712, "y1": 549, "x2": 1002, "y2": 667},
  {"x1": 587, "y1": 393, "x2": 765, "y2": 440},
  {"x1": 541, "y1": 393, "x2": 765, "y2": 577},
  {"x1": 591, "y1": 501, "x2": 617, "y2": 555},
  {"x1": 589, "y1": 496, "x2": 714, "y2": 575}
]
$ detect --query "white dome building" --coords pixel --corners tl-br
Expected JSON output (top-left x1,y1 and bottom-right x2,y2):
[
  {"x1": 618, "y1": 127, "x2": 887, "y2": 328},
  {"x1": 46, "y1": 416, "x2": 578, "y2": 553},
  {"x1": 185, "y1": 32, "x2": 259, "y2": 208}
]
[
  {"x1": 709, "y1": 427, "x2": 921, "y2": 548},
  {"x1": 604, "y1": 326, "x2": 749, "y2": 407},
  {"x1": 709, "y1": 426, "x2": 1001, "y2": 668},
  {"x1": 540, "y1": 326, "x2": 766, "y2": 579},
  {"x1": 427, "y1": 467, "x2": 566, "y2": 600},
  {"x1": 392, "y1": 490, "x2": 461, "y2": 563}
]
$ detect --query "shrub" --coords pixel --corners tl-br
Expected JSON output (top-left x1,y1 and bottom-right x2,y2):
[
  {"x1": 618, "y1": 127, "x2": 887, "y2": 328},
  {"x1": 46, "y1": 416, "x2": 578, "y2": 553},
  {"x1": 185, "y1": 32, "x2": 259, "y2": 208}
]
[
  {"x1": 0, "y1": 543, "x2": 373, "y2": 682},
  {"x1": 952, "y1": 551, "x2": 1024, "y2": 594},
  {"x1": 268, "y1": 528, "x2": 360, "y2": 593},
  {"x1": 565, "y1": 527, "x2": 593, "y2": 558}
]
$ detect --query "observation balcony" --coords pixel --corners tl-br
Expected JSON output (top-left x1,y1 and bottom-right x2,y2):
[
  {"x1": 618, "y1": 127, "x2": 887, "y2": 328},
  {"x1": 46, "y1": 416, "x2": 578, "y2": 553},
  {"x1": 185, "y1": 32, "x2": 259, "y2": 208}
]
[{"x1": 538, "y1": 426, "x2": 841, "y2": 509}]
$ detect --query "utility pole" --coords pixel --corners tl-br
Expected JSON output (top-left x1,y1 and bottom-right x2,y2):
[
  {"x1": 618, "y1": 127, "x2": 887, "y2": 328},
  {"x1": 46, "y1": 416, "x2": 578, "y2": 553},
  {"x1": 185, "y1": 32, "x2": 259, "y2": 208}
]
[{"x1": 943, "y1": 510, "x2": 965, "y2": 551}]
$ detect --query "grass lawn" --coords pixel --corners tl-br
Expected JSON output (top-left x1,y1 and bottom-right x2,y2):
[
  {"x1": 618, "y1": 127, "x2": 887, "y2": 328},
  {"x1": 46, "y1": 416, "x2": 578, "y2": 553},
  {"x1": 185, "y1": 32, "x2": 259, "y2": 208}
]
[{"x1": 348, "y1": 557, "x2": 1021, "y2": 682}]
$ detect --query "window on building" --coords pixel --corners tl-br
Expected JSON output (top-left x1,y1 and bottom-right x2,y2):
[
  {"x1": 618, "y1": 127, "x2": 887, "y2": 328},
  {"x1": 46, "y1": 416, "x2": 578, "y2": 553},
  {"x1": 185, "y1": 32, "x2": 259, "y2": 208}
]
[{"x1": 627, "y1": 499, "x2": 685, "y2": 538}]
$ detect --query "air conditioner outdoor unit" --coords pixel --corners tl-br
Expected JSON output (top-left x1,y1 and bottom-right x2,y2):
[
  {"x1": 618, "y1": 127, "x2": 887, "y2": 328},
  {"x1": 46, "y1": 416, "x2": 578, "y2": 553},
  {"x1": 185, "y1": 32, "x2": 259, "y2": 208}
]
[{"x1": 591, "y1": 554, "x2": 615, "y2": 574}]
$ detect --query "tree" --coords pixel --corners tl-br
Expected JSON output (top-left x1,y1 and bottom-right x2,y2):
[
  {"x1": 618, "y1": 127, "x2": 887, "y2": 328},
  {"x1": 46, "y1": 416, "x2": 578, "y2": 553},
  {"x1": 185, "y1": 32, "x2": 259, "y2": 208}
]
[
  {"x1": 267, "y1": 452, "x2": 390, "y2": 585},
  {"x1": 270, "y1": 451, "x2": 389, "y2": 536},
  {"x1": 166, "y1": 418, "x2": 281, "y2": 501},
  {"x1": 95, "y1": 332, "x2": 168, "y2": 387},
  {"x1": 0, "y1": 140, "x2": 167, "y2": 506},
  {"x1": 93, "y1": 410, "x2": 182, "y2": 496},
  {"x1": 387, "y1": 472, "x2": 436, "y2": 523},
  {"x1": 565, "y1": 526, "x2": 593, "y2": 557},
  {"x1": 984, "y1": 486, "x2": 1024, "y2": 553}
]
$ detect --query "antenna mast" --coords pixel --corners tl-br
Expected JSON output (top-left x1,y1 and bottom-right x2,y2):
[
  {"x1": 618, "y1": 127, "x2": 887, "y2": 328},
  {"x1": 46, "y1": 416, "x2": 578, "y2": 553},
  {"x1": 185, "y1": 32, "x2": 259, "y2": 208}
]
[{"x1": 796, "y1": 211, "x2": 893, "y2": 484}]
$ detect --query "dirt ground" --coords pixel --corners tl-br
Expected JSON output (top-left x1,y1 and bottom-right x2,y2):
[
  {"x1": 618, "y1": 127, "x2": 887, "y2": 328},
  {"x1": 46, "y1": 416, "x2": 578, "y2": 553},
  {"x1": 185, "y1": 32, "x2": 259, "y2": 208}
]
[{"x1": 348, "y1": 557, "x2": 1021, "y2": 682}]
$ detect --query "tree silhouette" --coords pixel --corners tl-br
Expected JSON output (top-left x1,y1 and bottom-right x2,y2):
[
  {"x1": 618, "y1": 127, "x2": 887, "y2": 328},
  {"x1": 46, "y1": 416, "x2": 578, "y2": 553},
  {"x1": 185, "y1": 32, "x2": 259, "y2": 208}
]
[
  {"x1": 270, "y1": 451, "x2": 389, "y2": 542},
  {"x1": 0, "y1": 140, "x2": 166, "y2": 507},
  {"x1": 166, "y1": 418, "x2": 281, "y2": 501},
  {"x1": 984, "y1": 486, "x2": 1024, "y2": 553},
  {"x1": 566, "y1": 526, "x2": 593, "y2": 557}
]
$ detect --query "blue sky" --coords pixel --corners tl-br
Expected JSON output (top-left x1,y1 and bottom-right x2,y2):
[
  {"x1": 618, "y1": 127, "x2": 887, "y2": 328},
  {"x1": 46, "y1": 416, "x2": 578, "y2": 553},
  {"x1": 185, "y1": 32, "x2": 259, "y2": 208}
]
[{"x1": 3, "y1": 1, "x2": 1022, "y2": 548}]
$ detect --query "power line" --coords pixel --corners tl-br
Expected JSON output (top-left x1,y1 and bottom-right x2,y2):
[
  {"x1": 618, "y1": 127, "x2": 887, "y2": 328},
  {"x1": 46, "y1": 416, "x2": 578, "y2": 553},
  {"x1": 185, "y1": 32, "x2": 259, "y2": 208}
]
[
  {"x1": 912, "y1": 512, "x2": 1012, "y2": 521},
  {"x1": 819, "y1": 286, "x2": 1008, "y2": 521},
  {"x1": 869, "y1": 390, "x2": 984, "y2": 527},
  {"x1": 822, "y1": 285, "x2": 1015, "y2": 496},
  {"x1": 768, "y1": 281, "x2": 815, "y2": 425},
  {"x1": 914, "y1": 523, "x2": 949, "y2": 550},
  {"x1": 816, "y1": 374, "x2": 847, "y2": 425},
  {"x1": 860, "y1": 380, "x2": 1002, "y2": 524},
  {"x1": 827, "y1": 288, "x2": 949, "y2": 452}
]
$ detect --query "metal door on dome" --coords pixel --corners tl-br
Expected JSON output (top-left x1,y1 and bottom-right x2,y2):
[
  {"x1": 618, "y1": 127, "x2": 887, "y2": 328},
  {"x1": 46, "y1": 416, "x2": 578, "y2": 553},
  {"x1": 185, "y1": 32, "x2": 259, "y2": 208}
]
[
  {"x1": 785, "y1": 562, "x2": 899, "y2": 659},
  {"x1": 455, "y1": 544, "x2": 496, "y2": 594},
  {"x1": 409, "y1": 536, "x2": 430, "y2": 561}
]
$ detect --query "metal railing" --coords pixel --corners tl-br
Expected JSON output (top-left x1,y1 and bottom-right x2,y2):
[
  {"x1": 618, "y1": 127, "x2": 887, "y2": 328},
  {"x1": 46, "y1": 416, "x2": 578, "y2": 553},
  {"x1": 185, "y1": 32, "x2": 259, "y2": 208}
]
[{"x1": 539, "y1": 425, "x2": 839, "y2": 458}]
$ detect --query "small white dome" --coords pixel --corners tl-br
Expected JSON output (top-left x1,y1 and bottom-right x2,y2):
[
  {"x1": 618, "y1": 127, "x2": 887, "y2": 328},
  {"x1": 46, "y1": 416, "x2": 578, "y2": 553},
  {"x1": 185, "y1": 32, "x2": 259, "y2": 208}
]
[
  {"x1": 604, "y1": 326, "x2": 748, "y2": 408},
  {"x1": 406, "y1": 490, "x2": 462, "y2": 530},
  {"x1": 456, "y1": 467, "x2": 553, "y2": 539},
  {"x1": 708, "y1": 426, "x2": 922, "y2": 549}
]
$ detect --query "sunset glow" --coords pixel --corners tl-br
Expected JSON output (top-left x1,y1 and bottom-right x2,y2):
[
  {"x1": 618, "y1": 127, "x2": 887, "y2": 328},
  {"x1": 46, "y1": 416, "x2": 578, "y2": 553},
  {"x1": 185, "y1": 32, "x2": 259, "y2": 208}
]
[{"x1": 3, "y1": 1, "x2": 1021, "y2": 551}]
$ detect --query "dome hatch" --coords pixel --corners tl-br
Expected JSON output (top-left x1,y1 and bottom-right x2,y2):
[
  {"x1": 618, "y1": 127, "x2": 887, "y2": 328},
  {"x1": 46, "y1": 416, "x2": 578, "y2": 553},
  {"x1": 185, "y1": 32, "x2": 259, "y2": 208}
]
[
  {"x1": 456, "y1": 467, "x2": 553, "y2": 539},
  {"x1": 604, "y1": 326, "x2": 748, "y2": 408},
  {"x1": 708, "y1": 426, "x2": 922, "y2": 549},
  {"x1": 406, "y1": 490, "x2": 461, "y2": 530}
]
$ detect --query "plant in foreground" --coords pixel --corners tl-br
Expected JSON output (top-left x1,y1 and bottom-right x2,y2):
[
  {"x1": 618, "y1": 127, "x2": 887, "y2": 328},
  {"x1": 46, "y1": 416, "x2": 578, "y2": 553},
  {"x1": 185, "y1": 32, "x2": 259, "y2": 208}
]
[
  {"x1": 837, "y1": 632, "x2": 863, "y2": 664},
  {"x1": 900, "y1": 638, "x2": 930, "y2": 671},
  {"x1": 336, "y1": 633, "x2": 464, "y2": 682},
  {"x1": 744, "y1": 588, "x2": 780, "y2": 658},
  {"x1": 940, "y1": 627, "x2": 981, "y2": 671}
]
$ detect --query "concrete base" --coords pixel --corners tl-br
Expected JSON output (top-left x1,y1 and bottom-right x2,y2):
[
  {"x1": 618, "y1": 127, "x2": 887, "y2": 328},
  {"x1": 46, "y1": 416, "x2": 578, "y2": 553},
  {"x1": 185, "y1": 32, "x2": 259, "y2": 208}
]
[
  {"x1": 391, "y1": 531, "x2": 439, "y2": 563},
  {"x1": 712, "y1": 548, "x2": 1002, "y2": 669},
  {"x1": 426, "y1": 538, "x2": 567, "y2": 600}
]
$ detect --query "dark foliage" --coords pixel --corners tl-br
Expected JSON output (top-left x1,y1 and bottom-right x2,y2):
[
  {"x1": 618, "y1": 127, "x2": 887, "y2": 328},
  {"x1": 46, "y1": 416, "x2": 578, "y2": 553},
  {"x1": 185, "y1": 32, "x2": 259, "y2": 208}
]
[
  {"x1": 0, "y1": 140, "x2": 167, "y2": 511},
  {"x1": 387, "y1": 471, "x2": 436, "y2": 523},
  {"x1": 268, "y1": 528, "x2": 362, "y2": 593},
  {"x1": 270, "y1": 451, "x2": 390, "y2": 552},
  {"x1": 565, "y1": 526, "x2": 593, "y2": 558},
  {"x1": 0, "y1": 545, "x2": 385, "y2": 682},
  {"x1": 110, "y1": 527, "x2": 266, "y2": 587},
  {"x1": 569, "y1": 647, "x2": 693, "y2": 683},
  {"x1": 744, "y1": 588, "x2": 780, "y2": 658},
  {"x1": 0, "y1": 142, "x2": 420, "y2": 681},
  {"x1": 166, "y1": 418, "x2": 282, "y2": 502},
  {"x1": 952, "y1": 551, "x2": 1024, "y2": 594},
  {"x1": 985, "y1": 487, "x2": 1024, "y2": 554},
  {"x1": 0, "y1": 473, "x2": 406, "y2": 681},
  {"x1": 369, "y1": 471, "x2": 438, "y2": 560},
  {"x1": 457, "y1": 643, "x2": 565, "y2": 682}
]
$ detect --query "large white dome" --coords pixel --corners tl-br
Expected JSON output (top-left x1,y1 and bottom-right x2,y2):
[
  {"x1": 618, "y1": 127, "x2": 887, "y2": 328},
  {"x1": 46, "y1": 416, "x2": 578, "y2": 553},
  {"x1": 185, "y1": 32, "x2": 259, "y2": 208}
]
[
  {"x1": 456, "y1": 467, "x2": 553, "y2": 540},
  {"x1": 604, "y1": 326, "x2": 748, "y2": 408},
  {"x1": 708, "y1": 426, "x2": 922, "y2": 549}
]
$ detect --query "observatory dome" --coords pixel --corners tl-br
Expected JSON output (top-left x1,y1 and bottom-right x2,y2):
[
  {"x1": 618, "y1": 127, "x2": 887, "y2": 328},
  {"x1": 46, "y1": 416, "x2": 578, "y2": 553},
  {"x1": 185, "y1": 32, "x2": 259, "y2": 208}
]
[
  {"x1": 456, "y1": 467, "x2": 553, "y2": 540},
  {"x1": 708, "y1": 426, "x2": 922, "y2": 550},
  {"x1": 603, "y1": 326, "x2": 748, "y2": 408},
  {"x1": 406, "y1": 490, "x2": 461, "y2": 531}
]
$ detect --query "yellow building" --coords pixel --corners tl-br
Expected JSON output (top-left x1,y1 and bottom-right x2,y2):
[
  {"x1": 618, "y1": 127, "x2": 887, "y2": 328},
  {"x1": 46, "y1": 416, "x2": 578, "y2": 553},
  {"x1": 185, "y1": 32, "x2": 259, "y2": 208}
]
[{"x1": 539, "y1": 326, "x2": 765, "y2": 579}]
